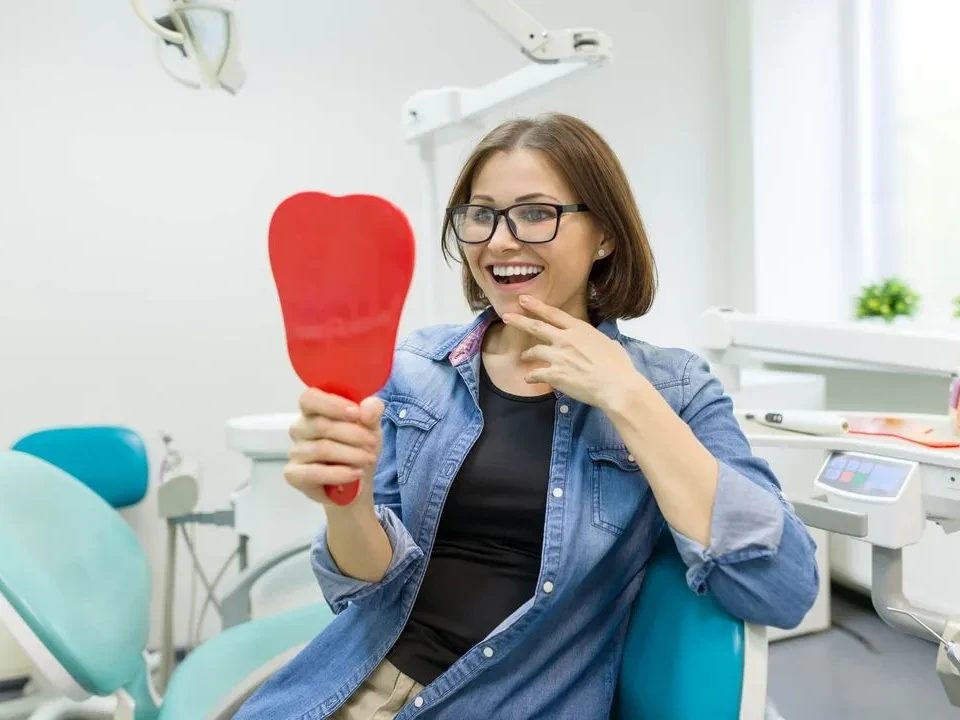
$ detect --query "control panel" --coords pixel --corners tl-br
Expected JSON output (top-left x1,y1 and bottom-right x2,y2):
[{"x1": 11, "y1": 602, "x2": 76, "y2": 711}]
[
  {"x1": 814, "y1": 450, "x2": 924, "y2": 548},
  {"x1": 816, "y1": 451, "x2": 915, "y2": 500}
]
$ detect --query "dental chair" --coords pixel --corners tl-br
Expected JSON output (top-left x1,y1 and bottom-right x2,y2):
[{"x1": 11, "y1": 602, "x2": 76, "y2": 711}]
[
  {"x1": 0, "y1": 449, "x2": 769, "y2": 719},
  {"x1": 0, "y1": 426, "x2": 152, "y2": 720},
  {"x1": 12, "y1": 426, "x2": 150, "y2": 510}
]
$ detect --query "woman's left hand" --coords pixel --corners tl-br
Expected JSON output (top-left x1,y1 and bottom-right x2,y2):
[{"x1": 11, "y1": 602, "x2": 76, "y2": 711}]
[{"x1": 502, "y1": 295, "x2": 644, "y2": 411}]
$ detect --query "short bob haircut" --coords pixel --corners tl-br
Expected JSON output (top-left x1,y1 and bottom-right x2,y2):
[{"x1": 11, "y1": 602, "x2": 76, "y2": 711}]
[{"x1": 440, "y1": 113, "x2": 657, "y2": 322}]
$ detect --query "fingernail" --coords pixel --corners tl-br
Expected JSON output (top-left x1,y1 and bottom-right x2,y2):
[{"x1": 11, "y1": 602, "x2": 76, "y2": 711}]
[{"x1": 519, "y1": 295, "x2": 530, "y2": 305}]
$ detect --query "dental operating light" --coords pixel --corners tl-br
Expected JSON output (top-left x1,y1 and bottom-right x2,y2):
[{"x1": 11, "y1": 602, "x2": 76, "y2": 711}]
[{"x1": 131, "y1": 0, "x2": 245, "y2": 94}]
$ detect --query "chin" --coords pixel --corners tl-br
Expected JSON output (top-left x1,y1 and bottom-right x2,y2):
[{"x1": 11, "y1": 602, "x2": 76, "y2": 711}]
[{"x1": 489, "y1": 295, "x2": 532, "y2": 318}]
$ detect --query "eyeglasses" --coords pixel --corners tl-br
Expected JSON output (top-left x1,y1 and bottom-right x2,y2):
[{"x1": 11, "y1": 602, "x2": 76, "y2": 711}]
[{"x1": 445, "y1": 202, "x2": 590, "y2": 244}]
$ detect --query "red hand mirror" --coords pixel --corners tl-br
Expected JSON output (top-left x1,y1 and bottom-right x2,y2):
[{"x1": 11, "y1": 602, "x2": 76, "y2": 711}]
[{"x1": 269, "y1": 191, "x2": 415, "y2": 504}]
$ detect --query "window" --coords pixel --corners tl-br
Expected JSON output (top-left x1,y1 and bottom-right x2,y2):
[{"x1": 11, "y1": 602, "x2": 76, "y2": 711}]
[{"x1": 856, "y1": 0, "x2": 960, "y2": 326}]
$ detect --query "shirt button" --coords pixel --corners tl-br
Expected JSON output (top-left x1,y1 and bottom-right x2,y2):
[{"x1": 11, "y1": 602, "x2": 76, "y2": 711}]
[
  {"x1": 398, "y1": 409, "x2": 407, "y2": 419},
  {"x1": 628, "y1": 454, "x2": 635, "y2": 462},
  {"x1": 559, "y1": 404, "x2": 569, "y2": 414},
  {"x1": 414, "y1": 696, "x2": 424, "y2": 708},
  {"x1": 483, "y1": 646, "x2": 494, "y2": 658},
  {"x1": 542, "y1": 581, "x2": 554, "y2": 594},
  {"x1": 552, "y1": 487, "x2": 563, "y2": 498}
]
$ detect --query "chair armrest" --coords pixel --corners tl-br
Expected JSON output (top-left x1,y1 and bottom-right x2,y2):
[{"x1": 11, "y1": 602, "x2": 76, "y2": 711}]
[
  {"x1": 219, "y1": 539, "x2": 313, "y2": 629},
  {"x1": 205, "y1": 643, "x2": 307, "y2": 720}
]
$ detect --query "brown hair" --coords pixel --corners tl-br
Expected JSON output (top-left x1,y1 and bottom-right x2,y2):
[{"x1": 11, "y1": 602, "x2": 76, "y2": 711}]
[{"x1": 440, "y1": 113, "x2": 657, "y2": 321}]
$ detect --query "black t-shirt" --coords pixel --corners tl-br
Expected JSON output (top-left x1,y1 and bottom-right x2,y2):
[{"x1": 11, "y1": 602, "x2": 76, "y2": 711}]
[{"x1": 387, "y1": 363, "x2": 555, "y2": 686}]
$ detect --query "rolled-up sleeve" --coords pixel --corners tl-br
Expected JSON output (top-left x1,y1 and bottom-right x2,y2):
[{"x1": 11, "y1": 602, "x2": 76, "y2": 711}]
[
  {"x1": 309, "y1": 377, "x2": 425, "y2": 614},
  {"x1": 311, "y1": 504, "x2": 423, "y2": 614},
  {"x1": 668, "y1": 354, "x2": 820, "y2": 630}
]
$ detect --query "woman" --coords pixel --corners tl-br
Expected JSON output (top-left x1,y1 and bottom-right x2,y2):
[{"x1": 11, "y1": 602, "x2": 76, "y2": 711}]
[{"x1": 236, "y1": 113, "x2": 819, "y2": 720}]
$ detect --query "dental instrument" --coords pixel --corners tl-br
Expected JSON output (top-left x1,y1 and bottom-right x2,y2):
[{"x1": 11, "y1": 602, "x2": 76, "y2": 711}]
[{"x1": 740, "y1": 410, "x2": 850, "y2": 436}]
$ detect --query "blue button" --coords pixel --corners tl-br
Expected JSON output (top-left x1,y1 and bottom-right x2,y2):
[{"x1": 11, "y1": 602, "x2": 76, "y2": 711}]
[
  {"x1": 824, "y1": 468, "x2": 841, "y2": 481},
  {"x1": 845, "y1": 459, "x2": 860, "y2": 470},
  {"x1": 859, "y1": 462, "x2": 874, "y2": 473}
]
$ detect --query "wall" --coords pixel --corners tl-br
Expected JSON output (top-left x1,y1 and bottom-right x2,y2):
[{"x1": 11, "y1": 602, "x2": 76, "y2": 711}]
[
  {"x1": 0, "y1": 0, "x2": 736, "y2": 650},
  {"x1": 723, "y1": 0, "x2": 848, "y2": 321}
]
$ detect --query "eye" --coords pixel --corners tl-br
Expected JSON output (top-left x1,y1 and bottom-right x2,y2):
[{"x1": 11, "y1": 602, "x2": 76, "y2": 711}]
[
  {"x1": 467, "y1": 206, "x2": 495, "y2": 223},
  {"x1": 515, "y1": 205, "x2": 557, "y2": 223}
]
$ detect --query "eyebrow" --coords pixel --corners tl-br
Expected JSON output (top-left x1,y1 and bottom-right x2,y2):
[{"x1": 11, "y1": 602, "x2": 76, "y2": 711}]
[{"x1": 470, "y1": 192, "x2": 561, "y2": 203}]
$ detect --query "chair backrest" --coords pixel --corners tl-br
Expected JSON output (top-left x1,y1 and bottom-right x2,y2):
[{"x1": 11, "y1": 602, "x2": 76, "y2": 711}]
[
  {"x1": 0, "y1": 450, "x2": 153, "y2": 703},
  {"x1": 614, "y1": 535, "x2": 768, "y2": 720},
  {"x1": 12, "y1": 426, "x2": 149, "y2": 508}
]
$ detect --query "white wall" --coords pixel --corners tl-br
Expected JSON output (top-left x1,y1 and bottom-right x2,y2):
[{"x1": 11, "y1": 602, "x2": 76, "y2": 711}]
[{"x1": 0, "y1": 0, "x2": 736, "y2": 650}]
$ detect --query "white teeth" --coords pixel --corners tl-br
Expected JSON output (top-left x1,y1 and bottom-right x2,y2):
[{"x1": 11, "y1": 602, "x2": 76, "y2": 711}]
[{"x1": 491, "y1": 265, "x2": 544, "y2": 277}]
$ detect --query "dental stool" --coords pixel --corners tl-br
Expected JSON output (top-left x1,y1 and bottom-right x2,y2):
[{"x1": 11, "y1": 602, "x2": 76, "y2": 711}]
[{"x1": 0, "y1": 450, "x2": 333, "y2": 720}]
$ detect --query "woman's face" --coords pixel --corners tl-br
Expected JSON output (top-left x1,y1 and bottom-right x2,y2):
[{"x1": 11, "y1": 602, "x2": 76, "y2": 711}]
[{"x1": 457, "y1": 149, "x2": 609, "y2": 322}]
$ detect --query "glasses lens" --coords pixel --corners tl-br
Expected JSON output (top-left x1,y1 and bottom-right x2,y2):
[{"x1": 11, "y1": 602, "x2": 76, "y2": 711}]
[
  {"x1": 507, "y1": 204, "x2": 559, "y2": 243},
  {"x1": 451, "y1": 205, "x2": 495, "y2": 243}
]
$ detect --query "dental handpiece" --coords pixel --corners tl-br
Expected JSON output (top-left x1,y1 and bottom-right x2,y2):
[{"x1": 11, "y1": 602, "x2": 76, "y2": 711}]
[{"x1": 886, "y1": 606, "x2": 960, "y2": 674}]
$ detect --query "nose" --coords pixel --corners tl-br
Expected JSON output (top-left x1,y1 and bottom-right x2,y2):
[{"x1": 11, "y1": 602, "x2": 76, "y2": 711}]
[{"x1": 487, "y1": 216, "x2": 521, "y2": 253}]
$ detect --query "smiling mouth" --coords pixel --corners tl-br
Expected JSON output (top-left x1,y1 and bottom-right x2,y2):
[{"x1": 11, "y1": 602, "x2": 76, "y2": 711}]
[{"x1": 489, "y1": 264, "x2": 544, "y2": 285}]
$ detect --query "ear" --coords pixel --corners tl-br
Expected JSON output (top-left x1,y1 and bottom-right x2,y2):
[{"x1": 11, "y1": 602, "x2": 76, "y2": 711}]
[{"x1": 595, "y1": 236, "x2": 614, "y2": 260}]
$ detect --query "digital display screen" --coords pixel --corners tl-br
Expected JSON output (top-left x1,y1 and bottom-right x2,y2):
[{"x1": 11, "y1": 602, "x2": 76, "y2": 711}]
[{"x1": 817, "y1": 452, "x2": 913, "y2": 498}]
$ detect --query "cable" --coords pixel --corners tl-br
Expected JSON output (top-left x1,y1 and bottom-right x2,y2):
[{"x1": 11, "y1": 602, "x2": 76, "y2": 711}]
[
  {"x1": 192, "y1": 546, "x2": 239, "y2": 647},
  {"x1": 186, "y1": 525, "x2": 198, "y2": 651},
  {"x1": 131, "y1": 0, "x2": 184, "y2": 43},
  {"x1": 178, "y1": 524, "x2": 222, "y2": 617}
]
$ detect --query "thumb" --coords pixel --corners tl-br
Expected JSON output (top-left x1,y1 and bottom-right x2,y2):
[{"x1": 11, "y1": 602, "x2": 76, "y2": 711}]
[{"x1": 359, "y1": 396, "x2": 385, "y2": 430}]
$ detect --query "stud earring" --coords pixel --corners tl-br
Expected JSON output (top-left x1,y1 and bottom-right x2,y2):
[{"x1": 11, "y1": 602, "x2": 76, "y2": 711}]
[{"x1": 597, "y1": 248, "x2": 606, "y2": 258}]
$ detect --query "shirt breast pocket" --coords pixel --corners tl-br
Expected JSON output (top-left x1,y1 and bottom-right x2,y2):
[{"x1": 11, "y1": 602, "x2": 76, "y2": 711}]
[
  {"x1": 383, "y1": 398, "x2": 440, "y2": 485},
  {"x1": 589, "y1": 446, "x2": 648, "y2": 536}
]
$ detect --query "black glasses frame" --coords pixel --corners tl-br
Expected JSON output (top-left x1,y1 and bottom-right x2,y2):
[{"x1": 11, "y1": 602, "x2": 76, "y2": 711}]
[{"x1": 445, "y1": 202, "x2": 590, "y2": 244}]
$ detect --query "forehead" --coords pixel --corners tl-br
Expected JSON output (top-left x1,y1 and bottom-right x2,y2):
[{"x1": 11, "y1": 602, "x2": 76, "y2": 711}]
[{"x1": 471, "y1": 149, "x2": 572, "y2": 201}]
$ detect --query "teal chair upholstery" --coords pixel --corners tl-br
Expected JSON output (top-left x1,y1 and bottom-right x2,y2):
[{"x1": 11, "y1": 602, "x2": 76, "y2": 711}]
[
  {"x1": 615, "y1": 535, "x2": 767, "y2": 719},
  {"x1": 0, "y1": 450, "x2": 332, "y2": 719},
  {"x1": 12, "y1": 426, "x2": 149, "y2": 509}
]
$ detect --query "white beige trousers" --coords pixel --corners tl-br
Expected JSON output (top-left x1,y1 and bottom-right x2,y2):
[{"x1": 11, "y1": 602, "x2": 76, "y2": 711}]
[{"x1": 330, "y1": 659, "x2": 426, "y2": 720}]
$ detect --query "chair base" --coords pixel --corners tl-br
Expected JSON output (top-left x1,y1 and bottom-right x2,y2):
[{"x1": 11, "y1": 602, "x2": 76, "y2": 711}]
[{"x1": 0, "y1": 677, "x2": 116, "y2": 720}]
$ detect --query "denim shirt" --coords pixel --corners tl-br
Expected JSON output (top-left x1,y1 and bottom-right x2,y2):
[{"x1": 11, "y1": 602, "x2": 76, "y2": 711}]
[{"x1": 236, "y1": 309, "x2": 819, "y2": 720}]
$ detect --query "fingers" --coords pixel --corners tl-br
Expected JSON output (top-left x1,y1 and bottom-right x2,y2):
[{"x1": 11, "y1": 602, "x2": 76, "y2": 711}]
[
  {"x1": 358, "y1": 396, "x2": 385, "y2": 429},
  {"x1": 525, "y1": 368, "x2": 554, "y2": 386},
  {"x1": 519, "y1": 344, "x2": 557, "y2": 364},
  {"x1": 516, "y1": 294, "x2": 577, "y2": 329},
  {"x1": 501, "y1": 313, "x2": 562, "y2": 343},
  {"x1": 284, "y1": 461, "x2": 361, "y2": 491},
  {"x1": 289, "y1": 437, "x2": 378, "y2": 467},
  {"x1": 298, "y1": 388, "x2": 360, "y2": 422},
  {"x1": 290, "y1": 413, "x2": 378, "y2": 447}
]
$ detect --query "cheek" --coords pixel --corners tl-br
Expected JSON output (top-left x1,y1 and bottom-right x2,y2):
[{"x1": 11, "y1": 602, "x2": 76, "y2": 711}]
[{"x1": 461, "y1": 246, "x2": 484, "y2": 272}]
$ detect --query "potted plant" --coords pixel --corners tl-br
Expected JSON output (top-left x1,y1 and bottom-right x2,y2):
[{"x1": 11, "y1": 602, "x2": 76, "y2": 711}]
[
  {"x1": 953, "y1": 294, "x2": 960, "y2": 320},
  {"x1": 854, "y1": 277, "x2": 921, "y2": 324}
]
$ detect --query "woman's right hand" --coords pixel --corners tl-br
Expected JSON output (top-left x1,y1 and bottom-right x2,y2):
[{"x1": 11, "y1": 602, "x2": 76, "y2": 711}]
[{"x1": 285, "y1": 388, "x2": 384, "y2": 510}]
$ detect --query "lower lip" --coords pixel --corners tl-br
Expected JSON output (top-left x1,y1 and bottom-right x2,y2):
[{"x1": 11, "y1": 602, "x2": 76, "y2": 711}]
[{"x1": 489, "y1": 269, "x2": 543, "y2": 293}]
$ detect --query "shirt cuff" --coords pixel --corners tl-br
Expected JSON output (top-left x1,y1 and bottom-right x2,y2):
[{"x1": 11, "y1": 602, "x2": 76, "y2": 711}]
[
  {"x1": 311, "y1": 505, "x2": 423, "y2": 614},
  {"x1": 669, "y1": 461, "x2": 785, "y2": 595}
]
